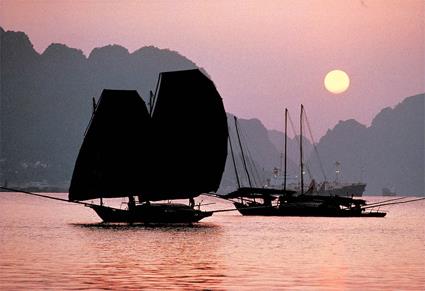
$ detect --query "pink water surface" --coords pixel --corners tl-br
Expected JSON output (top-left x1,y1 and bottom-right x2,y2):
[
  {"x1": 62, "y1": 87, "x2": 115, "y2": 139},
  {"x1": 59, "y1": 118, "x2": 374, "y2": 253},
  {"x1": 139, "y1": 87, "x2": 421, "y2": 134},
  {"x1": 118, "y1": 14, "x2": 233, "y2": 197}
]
[{"x1": 1, "y1": 193, "x2": 424, "y2": 290}]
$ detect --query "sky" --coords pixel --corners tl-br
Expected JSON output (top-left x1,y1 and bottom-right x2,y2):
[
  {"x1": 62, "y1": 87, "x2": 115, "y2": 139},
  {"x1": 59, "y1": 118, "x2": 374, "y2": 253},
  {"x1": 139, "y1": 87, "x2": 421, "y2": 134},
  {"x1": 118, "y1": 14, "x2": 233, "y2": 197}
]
[{"x1": 1, "y1": 0, "x2": 423, "y2": 138}]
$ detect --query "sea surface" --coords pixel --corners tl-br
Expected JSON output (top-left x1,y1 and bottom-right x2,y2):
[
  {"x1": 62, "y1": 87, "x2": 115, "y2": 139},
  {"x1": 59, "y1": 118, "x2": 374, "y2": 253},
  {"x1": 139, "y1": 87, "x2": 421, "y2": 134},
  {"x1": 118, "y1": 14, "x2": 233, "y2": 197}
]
[{"x1": 0, "y1": 192, "x2": 424, "y2": 291}]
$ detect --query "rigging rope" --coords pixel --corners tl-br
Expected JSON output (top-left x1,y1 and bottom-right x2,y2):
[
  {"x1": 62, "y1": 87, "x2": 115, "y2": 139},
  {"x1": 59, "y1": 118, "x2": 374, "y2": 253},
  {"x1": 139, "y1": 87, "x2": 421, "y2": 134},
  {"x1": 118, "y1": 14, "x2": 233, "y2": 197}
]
[
  {"x1": 233, "y1": 117, "x2": 253, "y2": 188},
  {"x1": 287, "y1": 112, "x2": 313, "y2": 181},
  {"x1": 362, "y1": 197, "x2": 425, "y2": 209},
  {"x1": 303, "y1": 108, "x2": 328, "y2": 181},
  {"x1": 365, "y1": 196, "x2": 409, "y2": 206},
  {"x1": 227, "y1": 125, "x2": 241, "y2": 188},
  {"x1": 239, "y1": 127, "x2": 263, "y2": 187},
  {"x1": 0, "y1": 186, "x2": 92, "y2": 206}
]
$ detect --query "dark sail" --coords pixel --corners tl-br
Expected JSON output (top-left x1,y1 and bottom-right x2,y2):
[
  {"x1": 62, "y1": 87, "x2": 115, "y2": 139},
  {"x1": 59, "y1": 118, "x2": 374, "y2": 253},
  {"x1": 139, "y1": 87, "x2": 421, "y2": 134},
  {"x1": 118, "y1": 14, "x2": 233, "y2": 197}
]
[
  {"x1": 69, "y1": 90, "x2": 151, "y2": 201},
  {"x1": 69, "y1": 69, "x2": 228, "y2": 202},
  {"x1": 149, "y1": 69, "x2": 228, "y2": 200}
]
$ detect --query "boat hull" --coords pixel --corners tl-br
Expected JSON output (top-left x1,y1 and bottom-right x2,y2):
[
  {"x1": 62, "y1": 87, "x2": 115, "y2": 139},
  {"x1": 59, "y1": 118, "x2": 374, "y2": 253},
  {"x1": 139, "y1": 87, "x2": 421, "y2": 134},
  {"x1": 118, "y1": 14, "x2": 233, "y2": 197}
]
[
  {"x1": 89, "y1": 203, "x2": 213, "y2": 223},
  {"x1": 234, "y1": 202, "x2": 386, "y2": 217}
]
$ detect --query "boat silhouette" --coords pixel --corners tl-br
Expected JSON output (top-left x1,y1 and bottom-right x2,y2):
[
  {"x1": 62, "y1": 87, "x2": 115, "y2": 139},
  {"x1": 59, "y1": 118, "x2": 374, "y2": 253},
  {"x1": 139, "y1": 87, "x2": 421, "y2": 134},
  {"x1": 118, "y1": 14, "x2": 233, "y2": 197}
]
[
  {"x1": 224, "y1": 105, "x2": 386, "y2": 217},
  {"x1": 69, "y1": 69, "x2": 228, "y2": 223}
]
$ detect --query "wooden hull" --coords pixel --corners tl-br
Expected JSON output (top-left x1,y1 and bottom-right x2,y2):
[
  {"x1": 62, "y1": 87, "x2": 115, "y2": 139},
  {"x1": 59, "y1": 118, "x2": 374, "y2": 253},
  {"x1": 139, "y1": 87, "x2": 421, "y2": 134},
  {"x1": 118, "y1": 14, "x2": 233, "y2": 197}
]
[
  {"x1": 234, "y1": 202, "x2": 386, "y2": 217},
  {"x1": 360, "y1": 212, "x2": 386, "y2": 217},
  {"x1": 89, "y1": 203, "x2": 213, "y2": 223}
]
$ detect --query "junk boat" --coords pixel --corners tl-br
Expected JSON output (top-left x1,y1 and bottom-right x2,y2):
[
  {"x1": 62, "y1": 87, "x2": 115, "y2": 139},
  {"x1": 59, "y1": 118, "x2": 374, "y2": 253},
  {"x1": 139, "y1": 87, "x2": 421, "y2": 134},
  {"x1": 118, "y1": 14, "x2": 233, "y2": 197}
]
[
  {"x1": 223, "y1": 106, "x2": 386, "y2": 217},
  {"x1": 68, "y1": 69, "x2": 228, "y2": 223}
]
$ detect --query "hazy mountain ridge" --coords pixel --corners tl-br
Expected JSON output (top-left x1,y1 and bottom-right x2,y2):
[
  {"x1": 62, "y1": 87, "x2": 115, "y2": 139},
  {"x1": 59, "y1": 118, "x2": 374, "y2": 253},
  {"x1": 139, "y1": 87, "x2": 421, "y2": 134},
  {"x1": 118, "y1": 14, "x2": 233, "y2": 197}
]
[
  {"x1": 1, "y1": 28, "x2": 423, "y2": 196},
  {"x1": 268, "y1": 129, "x2": 313, "y2": 167},
  {"x1": 221, "y1": 115, "x2": 286, "y2": 192},
  {"x1": 307, "y1": 94, "x2": 424, "y2": 195},
  {"x1": 0, "y1": 28, "x2": 200, "y2": 186},
  {"x1": 0, "y1": 28, "x2": 280, "y2": 190}
]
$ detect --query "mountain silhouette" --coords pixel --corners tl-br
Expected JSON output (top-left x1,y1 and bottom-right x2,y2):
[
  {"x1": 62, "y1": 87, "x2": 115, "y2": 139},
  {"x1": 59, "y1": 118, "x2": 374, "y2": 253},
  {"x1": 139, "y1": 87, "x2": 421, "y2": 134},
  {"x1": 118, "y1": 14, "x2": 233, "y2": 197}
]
[
  {"x1": 0, "y1": 28, "x2": 280, "y2": 191},
  {"x1": 221, "y1": 115, "x2": 285, "y2": 192},
  {"x1": 1, "y1": 27, "x2": 423, "y2": 196},
  {"x1": 268, "y1": 129, "x2": 313, "y2": 170},
  {"x1": 306, "y1": 94, "x2": 424, "y2": 195},
  {"x1": 0, "y1": 28, "x2": 199, "y2": 187}
]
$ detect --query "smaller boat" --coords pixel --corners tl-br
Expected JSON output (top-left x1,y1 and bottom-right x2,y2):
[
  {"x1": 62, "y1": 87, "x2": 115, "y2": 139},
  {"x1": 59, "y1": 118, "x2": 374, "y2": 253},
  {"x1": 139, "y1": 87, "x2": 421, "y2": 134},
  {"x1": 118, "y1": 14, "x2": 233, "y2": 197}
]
[
  {"x1": 267, "y1": 165, "x2": 366, "y2": 197},
  {"x1": 228, "y1": 191, "x2": 386, "y2": 217},
  {"x1": 382, "y1": 187, "x2": 397, "y2": 196},
  {"x1": 224, "y1": 105, "x2": 386, "y2": 218}
]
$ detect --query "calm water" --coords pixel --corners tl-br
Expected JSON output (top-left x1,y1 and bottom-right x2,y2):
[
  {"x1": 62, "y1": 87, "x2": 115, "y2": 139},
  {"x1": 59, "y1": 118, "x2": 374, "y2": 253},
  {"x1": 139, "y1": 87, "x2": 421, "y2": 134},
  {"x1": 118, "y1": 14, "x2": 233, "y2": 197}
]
[{"x1": 0, "y1": 193, "x2": 424, "y2": 290}]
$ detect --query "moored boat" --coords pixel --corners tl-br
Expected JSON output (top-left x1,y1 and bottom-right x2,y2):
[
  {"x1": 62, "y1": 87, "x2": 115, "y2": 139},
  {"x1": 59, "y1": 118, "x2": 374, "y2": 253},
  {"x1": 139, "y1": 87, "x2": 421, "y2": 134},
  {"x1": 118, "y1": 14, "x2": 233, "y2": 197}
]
[
  {"x1": 223, "y1": 105, "x2": 386, "y2": 217},
  {"x1": 230, "y1": 193, "x2": 386, "y2": 217},
  {"x1": 89, "y1": 203, "x2": 213, "y2": 223},
  {"x1": 69, "y1": 69, "x2": 228, "y2": 223},
  {"x1": 268, "y1": 165, "x2": 366, "y2": 197}
]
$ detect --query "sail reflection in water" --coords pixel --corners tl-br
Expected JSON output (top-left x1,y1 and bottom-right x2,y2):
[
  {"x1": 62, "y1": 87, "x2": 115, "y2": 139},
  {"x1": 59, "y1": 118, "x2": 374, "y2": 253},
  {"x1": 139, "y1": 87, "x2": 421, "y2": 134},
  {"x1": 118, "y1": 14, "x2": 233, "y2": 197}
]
[{"x1": 74, "y1": 225, "x2": 226, "y2": 290}]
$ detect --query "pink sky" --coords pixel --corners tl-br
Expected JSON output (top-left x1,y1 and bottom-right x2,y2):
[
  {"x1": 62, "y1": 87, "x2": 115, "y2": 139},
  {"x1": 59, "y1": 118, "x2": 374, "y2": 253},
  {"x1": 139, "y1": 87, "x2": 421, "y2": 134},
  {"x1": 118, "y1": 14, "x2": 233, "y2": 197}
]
[{"x1": 1, "y1": 0, "x2": 423, "y2": 138}]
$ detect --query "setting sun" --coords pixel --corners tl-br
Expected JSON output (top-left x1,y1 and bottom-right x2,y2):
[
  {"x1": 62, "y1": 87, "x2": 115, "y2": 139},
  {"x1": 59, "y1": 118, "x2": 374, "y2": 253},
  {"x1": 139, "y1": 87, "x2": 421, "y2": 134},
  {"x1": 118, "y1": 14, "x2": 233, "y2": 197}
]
[{"x1": 324, "y1": 70, "x2": 350, "y2": 94}]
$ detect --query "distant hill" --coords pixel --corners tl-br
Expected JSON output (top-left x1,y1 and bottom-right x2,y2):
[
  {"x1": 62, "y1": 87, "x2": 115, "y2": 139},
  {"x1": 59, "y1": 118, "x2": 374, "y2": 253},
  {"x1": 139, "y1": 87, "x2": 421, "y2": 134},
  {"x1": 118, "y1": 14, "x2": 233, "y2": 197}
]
[
  {"x1": 0, "y1": 27, "x2": 199, "y2": 187},
  {"x1": 307, "y1": 94, "x2": 424, "y2": 195},
  {"x1": 220, "y1": 115, "x2": 316, "y2": 192},
  {"x1": 1, "y1": 28, "x2": 423, "y2": 196},
  {"x1": 220, "y1": 115, "x2": 284, "y2": 192},
  {"x1": 268, "y1": 129, "x2": 313, "y2": 168},
  {"x1": 0, "y1": 27, "x2": 286, "y2": 191}
]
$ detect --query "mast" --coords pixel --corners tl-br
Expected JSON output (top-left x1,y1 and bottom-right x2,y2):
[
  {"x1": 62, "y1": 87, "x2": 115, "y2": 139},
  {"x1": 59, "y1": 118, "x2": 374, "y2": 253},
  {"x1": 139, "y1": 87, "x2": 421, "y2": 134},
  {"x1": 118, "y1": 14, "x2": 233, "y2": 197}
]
[
  {"x1": 284, "y1": 108, "x2": 288, "y2": 192},
  {"x1": 234, "y1": 116, "x2": 253, "y2": 188},
  {"x1": 300, "y1": 104, "x2": 304, "y2": 195},
  {"x1": 150, "y1": 74, "x2": 162, "y2": 116},
  {"x1": 92, "y1": 97, "x2": 97, "y2": 112},
  {"x1": 279, "y1": 153, "x2": 283, "y2": 175},
  {"x1": 228, "y1": 132, "x2": 241, "y2": 188},
  {"x1": 84, "y1": 97, "x2": 98, "y2": 136},
  {"x1": 149, "y1": 90, "x2": 154, "y2": 114}
]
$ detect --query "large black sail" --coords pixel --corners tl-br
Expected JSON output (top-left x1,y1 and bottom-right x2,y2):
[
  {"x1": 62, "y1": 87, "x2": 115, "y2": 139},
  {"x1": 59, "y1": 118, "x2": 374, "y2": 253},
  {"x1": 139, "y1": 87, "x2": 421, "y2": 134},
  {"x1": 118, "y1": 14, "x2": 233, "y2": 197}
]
[
  {"x1": 69, "y1": 70, "x2": 228, "y2": 202},
  {"x1": 150, "y1": 69, "x2": 228, "y2": 200},
  {"x1": 69, "y1": 90, "x2": 151, "y2": 201}
]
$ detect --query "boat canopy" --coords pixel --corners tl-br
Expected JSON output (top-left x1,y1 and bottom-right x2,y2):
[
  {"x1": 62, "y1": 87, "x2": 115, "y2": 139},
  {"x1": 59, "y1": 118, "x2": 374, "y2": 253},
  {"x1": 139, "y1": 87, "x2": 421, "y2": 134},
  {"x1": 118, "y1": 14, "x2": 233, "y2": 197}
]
[
  {"x1": 69, "y1": 69, "x2": 228, "y2": 201},
  {"x1": 222, "y1": 187, "x2": 296, "y2": 199}
]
